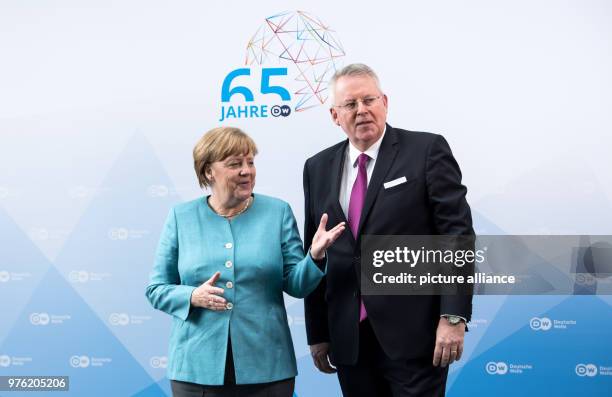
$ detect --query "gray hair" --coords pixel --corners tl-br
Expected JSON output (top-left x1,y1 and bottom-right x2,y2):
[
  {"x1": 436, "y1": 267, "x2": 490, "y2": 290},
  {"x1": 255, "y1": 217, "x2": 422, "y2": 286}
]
[{"x1": 328, "y1": 63, "x2": 383, "y2": 107}]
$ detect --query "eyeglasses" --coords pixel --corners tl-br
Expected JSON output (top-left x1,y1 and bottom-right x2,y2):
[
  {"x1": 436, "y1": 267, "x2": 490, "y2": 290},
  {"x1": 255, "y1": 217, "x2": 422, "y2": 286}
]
[{"x1": 334, "y1": 96, "x2": 382, "y2": 112}]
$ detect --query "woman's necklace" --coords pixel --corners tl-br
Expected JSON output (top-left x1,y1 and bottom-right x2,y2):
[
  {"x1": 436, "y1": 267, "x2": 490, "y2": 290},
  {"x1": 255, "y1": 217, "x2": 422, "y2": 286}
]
[{"x1": 210, "y1": 196, "x2": 252, "y2": 219}]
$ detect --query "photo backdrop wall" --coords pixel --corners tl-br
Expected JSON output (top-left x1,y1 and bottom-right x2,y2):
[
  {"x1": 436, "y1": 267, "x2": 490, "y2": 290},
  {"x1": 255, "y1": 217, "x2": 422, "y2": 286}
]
[{"x1": 1, "y1": 1, "x2": 611, "y2": 395}]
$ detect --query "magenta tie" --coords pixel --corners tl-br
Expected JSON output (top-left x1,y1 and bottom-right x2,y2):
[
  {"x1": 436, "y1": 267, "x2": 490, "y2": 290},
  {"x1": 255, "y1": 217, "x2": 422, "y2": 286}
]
[{"x1": 348, "y1": 153, "x2": 370, "y2": 322}]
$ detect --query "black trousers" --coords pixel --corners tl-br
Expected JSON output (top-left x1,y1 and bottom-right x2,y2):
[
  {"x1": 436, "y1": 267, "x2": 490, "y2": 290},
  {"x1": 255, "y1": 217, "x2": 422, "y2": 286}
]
[
  {"x1": 170, "y1": 378, "x2": 294, "y2": 397},
  {"x1": 336, "y1": 320, "x2": 449, "y2": 397},
  {"x1": 171, "y1": 337, "x2": 294, "y2": 397}
]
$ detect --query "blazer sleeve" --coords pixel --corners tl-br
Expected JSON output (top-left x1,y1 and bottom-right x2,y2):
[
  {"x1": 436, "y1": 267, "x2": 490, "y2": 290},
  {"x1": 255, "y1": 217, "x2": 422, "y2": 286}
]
[
  {"x1": 145, "y1": 208, "x2": 196, "y2": 321},
  {"x1": 425, "y1": 135, "x2": 474, "y2": 321},
  {"x1": 303, "y1": 159, "x2": 331, "y2": 344},
  {"x1": 280, "y1": 202, "x2": 326, "y2": 298}
]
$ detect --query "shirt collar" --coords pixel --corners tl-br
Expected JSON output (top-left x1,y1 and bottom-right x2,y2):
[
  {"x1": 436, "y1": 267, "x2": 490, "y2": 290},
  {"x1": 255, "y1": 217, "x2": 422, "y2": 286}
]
[{"x1": 348, "y1": 125, "x2": 386, "y2": 167}]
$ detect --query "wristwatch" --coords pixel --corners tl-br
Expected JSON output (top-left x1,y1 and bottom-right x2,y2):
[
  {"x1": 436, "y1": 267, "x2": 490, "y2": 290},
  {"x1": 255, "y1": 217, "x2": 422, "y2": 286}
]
[{"x1": 441, "y1": 315, "x2": 465, "y2": 326}]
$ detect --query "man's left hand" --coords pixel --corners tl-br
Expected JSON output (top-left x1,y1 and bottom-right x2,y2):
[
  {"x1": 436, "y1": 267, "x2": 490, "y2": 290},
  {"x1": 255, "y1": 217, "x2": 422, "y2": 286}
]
[{"x1": 432, "y1": 317, "x2": 465, "y2": 367}]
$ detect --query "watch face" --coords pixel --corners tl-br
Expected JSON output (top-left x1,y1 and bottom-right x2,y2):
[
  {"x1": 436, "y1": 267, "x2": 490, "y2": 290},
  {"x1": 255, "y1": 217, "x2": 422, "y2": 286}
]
[{"x1": 446, "y1": 316, "x2": 460, "y2": 325}]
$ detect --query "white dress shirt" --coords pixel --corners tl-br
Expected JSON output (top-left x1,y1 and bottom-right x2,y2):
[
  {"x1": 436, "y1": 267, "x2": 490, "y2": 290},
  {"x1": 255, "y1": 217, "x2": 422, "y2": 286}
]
[{"x1": 339, "y1": 127, "x2": 386, "y2": 218}]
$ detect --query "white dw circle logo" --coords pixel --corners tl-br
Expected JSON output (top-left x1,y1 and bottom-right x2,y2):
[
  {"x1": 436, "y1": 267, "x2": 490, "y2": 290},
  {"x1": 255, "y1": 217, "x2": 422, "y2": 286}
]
[
  {"x1": 486, "y1": 361, "x2": 508, "y2": 375},
  {"x1": 69, "y1": 271, "x2": 89, "y2": 283},
  {"x1": 0, "y1": 355, "x2": 11, "y2": 367},
  {"x1": 109, "y1": 313, "x2": 130, "y2": 326},
  {"x1": 529, "y1": 317, "x2": 552, "y2": 331},
  {"x1": 150, "y1": 356, "x2": 168, "y2": 369},
  {"x1": 30, "y1": 312, "x2": 50, "y2": 326},
  {"x1": 70, "y1": 355, "x2": 90, "y2": 368},
  {"x1": 575, "y1": 363, "x2": 597, "y2": 377}
]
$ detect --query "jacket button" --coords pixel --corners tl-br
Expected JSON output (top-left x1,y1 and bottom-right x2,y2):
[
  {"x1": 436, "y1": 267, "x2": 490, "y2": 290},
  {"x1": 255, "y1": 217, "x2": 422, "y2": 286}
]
[
  {"x1": 226, "y1": 281, "x2": 233, "y2": 289},
  {"x1": 225, "y1": 261, "x2": 233, "y2": 268},
  {"x1": 226, "y1": 302, "x2": 233, "y2": 310},
  {"x1": 225, "y1": 243, "x2": 233, "y2": 249}
]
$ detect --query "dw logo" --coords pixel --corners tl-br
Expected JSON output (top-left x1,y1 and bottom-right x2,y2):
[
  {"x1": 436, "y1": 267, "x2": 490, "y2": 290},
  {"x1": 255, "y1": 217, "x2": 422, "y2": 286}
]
[
  {"x1": 575, "y1": 363, "x2": 598, "y2": 377},
  {"x1": 485, "y1": 361, "x2": 508, "y2": 375},
  {"x1": 0, "y1": 355, "x2": 10, "y2": 367},
  {"x1": 70, "y1": 355, "x2": 90, "y2": 368},
  {"x1": 29, "y1": 312, "x2": 50, "y2": 326},
  {"x1": 529, "y1": 317, "x2": 552, "y2": 331}
]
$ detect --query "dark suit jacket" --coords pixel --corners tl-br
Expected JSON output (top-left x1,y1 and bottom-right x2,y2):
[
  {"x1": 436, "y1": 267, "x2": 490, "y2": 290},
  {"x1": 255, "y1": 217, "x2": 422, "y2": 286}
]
[{"x1": 303, "y1": 124, "x2": 474, "y2": 365}]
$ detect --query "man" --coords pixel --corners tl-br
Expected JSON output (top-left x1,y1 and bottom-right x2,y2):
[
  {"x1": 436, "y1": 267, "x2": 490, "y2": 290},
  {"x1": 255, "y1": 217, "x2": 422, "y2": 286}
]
[{"x1": 303, "y1": 63, "x2": 474, "y2": 396}]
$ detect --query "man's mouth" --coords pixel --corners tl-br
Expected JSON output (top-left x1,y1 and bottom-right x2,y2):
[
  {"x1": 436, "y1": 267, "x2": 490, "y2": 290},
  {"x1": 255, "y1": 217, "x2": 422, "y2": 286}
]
[{"x1": 356, "y1": 121, "x2": 373, "y2": 127}]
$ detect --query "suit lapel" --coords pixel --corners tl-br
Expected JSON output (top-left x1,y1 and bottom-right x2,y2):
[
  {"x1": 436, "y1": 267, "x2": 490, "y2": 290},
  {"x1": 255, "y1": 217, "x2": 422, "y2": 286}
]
[
  {"x1": 357, "y1": 125, "x2": 399, "y2": 236},
  {"x1": 329, "y1": 140, "x2": 350, "y2": 226}
]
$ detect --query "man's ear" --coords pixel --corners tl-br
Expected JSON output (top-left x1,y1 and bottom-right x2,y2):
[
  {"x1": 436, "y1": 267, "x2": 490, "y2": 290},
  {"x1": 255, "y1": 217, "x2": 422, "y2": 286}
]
[{"x1": 330, "y1": 107, "x2": 340, "y2": 126}]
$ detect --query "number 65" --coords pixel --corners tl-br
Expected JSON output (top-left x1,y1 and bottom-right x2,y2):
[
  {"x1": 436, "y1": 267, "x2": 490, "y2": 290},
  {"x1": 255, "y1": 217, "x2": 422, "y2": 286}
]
[{"x1": 221, "y1": 68, "x2": 291, "y2": 102}]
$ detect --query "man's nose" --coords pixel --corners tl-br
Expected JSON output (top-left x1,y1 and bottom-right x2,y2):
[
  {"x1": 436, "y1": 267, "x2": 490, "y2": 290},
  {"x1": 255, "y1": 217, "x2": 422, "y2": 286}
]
[{"x1": 356, "y1": 100, "x2": 368, "y2": 114}]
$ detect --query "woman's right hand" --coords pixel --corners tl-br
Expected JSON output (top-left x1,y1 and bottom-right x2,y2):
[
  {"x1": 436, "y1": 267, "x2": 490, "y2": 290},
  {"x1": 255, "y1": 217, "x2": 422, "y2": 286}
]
[{"x1": 190, "y1": 271, "x2": 227, "y2": 311}]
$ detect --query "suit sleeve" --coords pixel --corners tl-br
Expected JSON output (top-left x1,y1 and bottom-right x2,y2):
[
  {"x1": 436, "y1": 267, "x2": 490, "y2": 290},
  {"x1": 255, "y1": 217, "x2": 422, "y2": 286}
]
[
  {"x1": 280, "y1": 202, "x2": 326, "y2": 298},
  {"x1": 425, "y1": 135, "x2": 474, "y2": 321},
  {"x1": 145, "y1": 208, "x2": 196, "y2": 321},
  {"x1": 303, "y1": 159, "x2": 331, "y2": 344}
]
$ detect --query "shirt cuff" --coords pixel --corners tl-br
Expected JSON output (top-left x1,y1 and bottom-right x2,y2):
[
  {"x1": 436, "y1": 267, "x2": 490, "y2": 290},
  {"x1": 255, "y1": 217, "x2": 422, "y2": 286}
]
[{"x1": 309, "y1": 249, "x2": 327, "y2": 271}]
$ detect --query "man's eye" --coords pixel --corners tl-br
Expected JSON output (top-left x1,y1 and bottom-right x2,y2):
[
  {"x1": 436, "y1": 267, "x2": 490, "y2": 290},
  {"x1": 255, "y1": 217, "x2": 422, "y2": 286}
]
[{"x1": 345, "y1": 102, "x2": 357, "y2": 109}]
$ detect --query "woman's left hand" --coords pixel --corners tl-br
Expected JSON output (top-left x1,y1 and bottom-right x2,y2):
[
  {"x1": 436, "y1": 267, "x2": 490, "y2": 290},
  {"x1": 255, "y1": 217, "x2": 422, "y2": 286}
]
[{"x1": 310, "y1": 213, "x2": 345, "y2": 260}]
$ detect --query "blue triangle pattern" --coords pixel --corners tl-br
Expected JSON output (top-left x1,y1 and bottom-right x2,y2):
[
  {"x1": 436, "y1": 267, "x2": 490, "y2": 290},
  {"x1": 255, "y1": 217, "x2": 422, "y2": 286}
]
[{"x1": 0, "y1": 266, "x2": 159, "y2": 396}]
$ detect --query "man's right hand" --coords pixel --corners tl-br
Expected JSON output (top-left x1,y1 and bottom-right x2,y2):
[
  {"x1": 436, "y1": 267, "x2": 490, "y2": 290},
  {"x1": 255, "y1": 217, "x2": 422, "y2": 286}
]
[{"x1": 310, "y1": 342, "x2": 337, "y2": 373}]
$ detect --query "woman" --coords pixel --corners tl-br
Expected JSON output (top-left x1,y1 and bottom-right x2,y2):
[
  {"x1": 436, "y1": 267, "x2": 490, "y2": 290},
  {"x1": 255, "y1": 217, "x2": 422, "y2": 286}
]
[{"x1": 146, "y1": 127, "x2": 345, "y2": 397}]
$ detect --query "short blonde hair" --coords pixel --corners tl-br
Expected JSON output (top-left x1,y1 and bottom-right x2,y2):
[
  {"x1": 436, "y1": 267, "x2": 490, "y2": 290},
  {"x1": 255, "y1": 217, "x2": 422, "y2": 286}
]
[
  {"x1": 193, "y1": 127, "x2": 258, "y2": 188},
  {"x1": 328, "y1": 63, "x2": 382, "y2": 107}
]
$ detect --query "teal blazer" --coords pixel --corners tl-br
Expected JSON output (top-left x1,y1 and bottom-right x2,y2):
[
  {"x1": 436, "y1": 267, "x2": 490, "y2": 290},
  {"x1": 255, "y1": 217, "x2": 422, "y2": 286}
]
[{"x1": 146, "y1": 194, "x2": 325, "y2": 385}]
